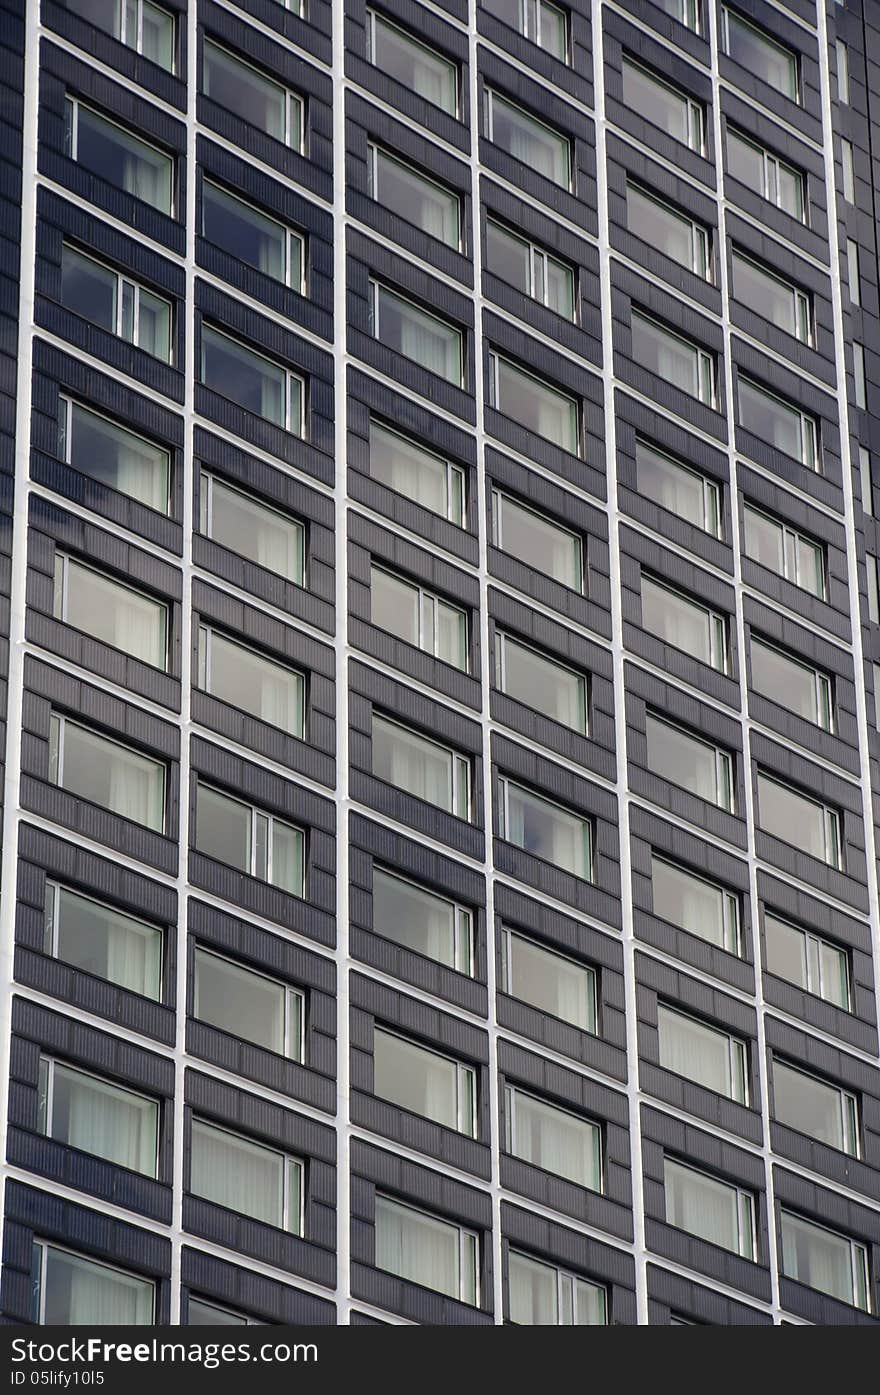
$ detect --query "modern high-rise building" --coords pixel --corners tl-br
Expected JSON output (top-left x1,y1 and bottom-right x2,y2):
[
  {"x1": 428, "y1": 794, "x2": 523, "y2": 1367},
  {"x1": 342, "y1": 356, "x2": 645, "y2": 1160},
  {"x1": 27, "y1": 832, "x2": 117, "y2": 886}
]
[{"x1": 0, "y1": 0, "x2": 877, "y2": 1330}]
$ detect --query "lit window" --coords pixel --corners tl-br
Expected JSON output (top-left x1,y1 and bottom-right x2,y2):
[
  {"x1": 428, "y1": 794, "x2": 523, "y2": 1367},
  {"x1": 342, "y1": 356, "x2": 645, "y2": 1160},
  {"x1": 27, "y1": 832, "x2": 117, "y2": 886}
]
[
  {"x1": 32, "y1": 1243, "x2": 154, "y2": 1325},
  {"x1": 657, "y1": 1004, "x2": 748, "y2": 1104},
  {"x1": 59, "y1": 398, "x2": 169, "y2": 512},
  {"x1": 859, "y1": 446, "x2": 873, "y2": 515},
  {"x1": 651, "y1": 855, "x2": 739, "y2": 955},
  {"x1": 750, "y1": 637, "x2": 832, "y2": 731},
  {"x1": 199, "y1": 472, "x2": 304, "y2": 584},
  {"x1": 194, "y1": 782, "x2": 305, "y2": 895},
  {"x1": 756, "y1": 772, "x2": 841, "y2": 868},
  {"x1": 720, "y1": 8, "x2": 799, "y2": 101},
  {"x1": 53, "y1": 553, "x2": 167, "y2": 669},
  {"x1": 187, "y1": 1297, "x2": 252, "y2": 1326},
  {"x1": 772, "y1": 1059, "x2": 858, "y2": 1156},
  {"x1": 508, "y1": 1251, "x2": 606, "y2": 1326},
  {"x1": 500, "y1": 928, "x2": 597, "y2": 1033},
  {"x1": 372, "y1": 867, "x2": 472, "y2": 974},
  {"x1": 504, "y1": 1085, "x2": 601, "y2": 1190},
  {"x1": 731, "y1": 250, "x2": 810, "y2": 342},
  {"x1": 854, "y1": 341, "x2": 867, "y2": 409},
  {"x1": 868, "y1": 555, "x2": 880, "y2": 624},
  {"x1": 836, "y1": 40, "x2": 850, "y2": 103},
  {"x1": 482, "y1": 0, "x2": 568, "y2": 61},
  {"x1": 621, "y1": 59, "x2": 704, "y2": 154},
  {"x1": 486, "y1": 89, "x2": 571, "y2": 188},
  {"x1": 201, "y1": 181, "x2": 304, "y2": 291},
  {"x1": 636, "y1": 439, "x2": 720, "y2": 536},
  {"x1": 369, "y1": 420, "x2": 465, "y2": 526},
  {"x1": 64, "y1": 0, "x2": 175, "y2": 69},
  {"x1": 200, "y1": 326, "x2": 303, "y2": 433},
  {"x1": 49, "y1": 713, "x2": 165, "y2": 832},
  {"x1": 645, "y1": 712, "x2": 734, "y2": 812},
  {"x1": 841, "y1": 138, "x2": 855, "y2": 202},
  {"x1": 193, "y1": 947, "x2": 303, "y2": 1060},
  {"x1": 742, "y1": 504, "x2": 825, "y2": 598},
  {"x1": 39, "y1": 1057, "x2": 158, "y2": 1175},
  {"x1": 485, "y1": 219, "x2": 575, "y2": 318},
  {"x1": 370, "y1": 564, "x2": 468, "y2": 671},
  {"x1": 43, "y1": 882, "x2": 162, "y2": 1000},
  {"x1": 366, "y1": 10, "x2": 458, "y2": 115},
  {"x1": 61, "y1": 244, "x2": 172, "y2": 360},
  {"x1": 495, "y1": 632, "x2": 587, "y2": 732},
  {"x1": 763, "y1": 911, "x2": 850, "y2": 1010},
  {"x1": 202, "y1": 41, "x2": 302, "y2": 149},
  {"x1": 726, "y1": 127, "x2": 804, "y2": 221},
  {"x1": 190, "y1": 1118, "x2": 302, "y2": 1233},
  {"x1": 498, "y1": 776, "x2": 592, "y2": 880},
  {"x1": 491, "y1": 489, "x2": 583, "y2": 589},
  {"x1": 663, "y1": 1158, "x2": 755, "y2": 1259},
  {"x1": 367, "y1": 145, "x2": 460, "y2": 248},
  {"x1": 631, "y1": 312, "x2": 715, "y2": 405},
  {"x1": 375, "y1": 1195, "x2": 478, "y2": 1304},
  {"x1": 626, "y1": 183, "x2": 709, "y2": 279},
  {"x1": 640, "y1": 575, "x2": 727, "y2": 671},
  {"x1": 781, "y1": 1211, "x2": 869, "y2": 1311},
  {"x1": 487, "y1": 353, "x2": 579, "y2": 453},
  {"x1": 64, "y1": 98, "x2": 173, "y2": 214},
  {"x1": 197, "y1": 625, "x2": 304, "y2": 736},
  {"x1": 373, "y1": 1028, "x2": 476, "y2": 1135},
  {"x1": 372, "y1": 714, "x2": 470, "y2": 820},
  {"x1": 847, "y1": 238, "x2": 861, "y2": 305},
  {"x1": 370, "y1": 281, "x2": 462, "y2": 385}
]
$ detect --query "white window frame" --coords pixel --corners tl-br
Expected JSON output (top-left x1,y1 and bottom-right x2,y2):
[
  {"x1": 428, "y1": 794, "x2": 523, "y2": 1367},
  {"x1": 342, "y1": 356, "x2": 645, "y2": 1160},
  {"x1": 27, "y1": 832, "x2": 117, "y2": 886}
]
[
  {"x1": 196, "y1": 623, "x2": 305, "y2": 736},
  {"x1": 763, "y1": 910, "x2": 851, "y2": 1010},
  {"x1": 365, "y1": 9, "x2": 459, "y2": 116},
  {"x1": 635, "y1": 438, "x2": 721, "y2": 536},
  {"x1": 374, "y1": 1194, "x2": 479, "y2": 1304},
  {"x1": 370, "y1": 563, "x2": 468, "y2": 670},
  {"x1": 199, "y1": 470, "x2": 306, "y2": 585},
  {"x1": 202, "y1": 39, "x2": 304, "y2": 152},
  {"x1": 369, "y1": 280, "x2": 463, "y2": 385},
  {"x1": 749, "y1": 636, "x2": 833, "y2": 732},
  {"x1": 486, "y1": 89, "x2": 572, "y2": 188},
  {"x1": 640, "y1": 574, "x2": 727, "y2": 671},
  {"x1": 200, "y1": 325, "x2": 304, "y2": 435},
  {"x1": 756, "y1": 771, "x2": 841, "y2": 869},
  {"x1": 53, "y1": 551, "x2": 169, "y2": 670},
  {"x1": 369, "y1": 419, "x2": 466, "y2": 527},
  {"x1": 32, "y1": 1241, "x2": 155, "y2": 1326},
  {"x1": 193, "y1": 945, "x2": 305, "y2": 1062},
  {"x1": 189, "y1": 1116, "x2": 303, "y2": 1234},
  {"x1": 503, "y1": 1083, "x2": 603, "y2": 1192},
  {"x1": 658, "y1": 0, "x2": 699, "y2": 32},
  {"x1": 622, "y1": 58, "x2": 705, "y2": 155},
  {"x1": 49, "y1": 712, "x2": 166, "y2": 832},
  {"x1": 743, "y1": 504, "x2": 825, "y2": 596},
  {"x1": 731, "y1": 248, "x2": 811, "y2": 344},
  {"x1": 372, "y1": 714, "x2": 471, "y2": 821},
  {"x1": 498, "y1": 774, "x2": 593, "y2": 880},
  {"x1": 372, "y1": 865, "x2": 473, "y2": 976},
  {"x1": 490, "y1": 485, "x2": 584, "y2": 589},
  {"x1": 631, "y1": 310, "x2": 715, "y2": 405},
  {"x1": 494, "y1": 631, "x2": 588, "y2": 733},
  {"x1": 780, "y1": 1210, "x2": 870, "y2": 1312},
  {"x1": 626, "y1": 182, "x2": 710, "y2": 279},
  {"x1": 727, "y1": 127, "x2": 804, "y2": 220},
  {"x1": 646, "y1": 712, "x2": 734, "y2": 812},
  {"x1": 507, "y1": 1249, "x2": 607, "y2": 1326},
  {"x1": 59, "y1": 396, "x2": 171, "y2": 513},
  {"x1": 62, "y1": 243, "x2": 173, "y2": 359},
  {"x1": 43, "y1": 880, "x2": 163, "y2": 999},
  {"x1": 195, "y1": 782, "x2": 305, "y2": 893},
  {"x1": 373, "y1": 1026, "x2": 476, "y2": 1136},
  {"x1": 772, "y1": 1058, "x2": 858, "y2": 1157},
  {"x1": 500, "y1": 926, "x2": 598, "y2": 1034},
  {"x1": 64, "y1": 96, "x2": 175, "y2": 216},
  {"x1": 720, "y1": 6, "x2": 800, "y2": 102},
  {"x1": 657, "y1": 1003, "x2": 749, "y2": 1105},
  {"x1": 485, "y1": 217, "x2": 575, "y2": 317},
  {"x1": 201, "y1": 178, "x2": 305, "y2": 293},
  {"x1": 366, "y1": 143, "x2": 461, "y2": 251},
  {"x1": 650, "y1": 854, "x2": 740, "y2": 955},
  {"x1": 38, "y1": 1056, "x2": 160, "y2": 1177},
  {"x1": 664, "y1": 1157, "x2": 756, "y2": 1260}
]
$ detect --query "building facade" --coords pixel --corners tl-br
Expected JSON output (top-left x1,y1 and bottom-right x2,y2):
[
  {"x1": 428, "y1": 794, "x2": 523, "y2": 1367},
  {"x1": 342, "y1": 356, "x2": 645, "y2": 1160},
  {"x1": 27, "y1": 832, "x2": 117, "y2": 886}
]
[{"x1": 0, "y1": 0, "x2": 878, "y2": 1328}]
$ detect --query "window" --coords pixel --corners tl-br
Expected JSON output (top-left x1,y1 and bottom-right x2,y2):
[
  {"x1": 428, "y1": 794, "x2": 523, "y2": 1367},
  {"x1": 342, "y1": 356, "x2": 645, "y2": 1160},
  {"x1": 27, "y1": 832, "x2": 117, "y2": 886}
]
[
  {"x1": 197, "y1": 626, "x2": 304, "y2": 736},
  {"x1": 32, "y1": 1243, "x2": 153, "y2": 1325},
  {"x1": 626, "y1": 183, "x2": 709, "y2": 278},
  {"x1": 54, "y1": 553, "x2": 168, "y2": 669},
  {"x1": 491, "y1": 489, "x2": 582, "y2": 589},
  {"x1": 190, "y1": 1118, "x2": 302, "y2": 1233},
  {"x1": 750, "y1": 638, "x2": 832, "y2": 731},
  {"x1": 720, "y1": 8, "x2": 799, "y2": 100},
  {"x1": 640, "y1": 575, "x2": 727, "y2": 671},
  {"x1": 487, "y1": 353, "x2": 579, "y2": 453},
  {"x1": 621, "y1": 59, "x2": 704, "y2": 154},
  {"x1": 781, "y1": 1212, "x2": 869, "y2": 1311},
  {"x1": 199, "y1": 472, "x2": 304, "y2": 584},
  {"x1": 657, "y1": 1004, "x2": 748, "y2": 1104},
  {"x1": 64, "y1": 98, "x2": 173, "y2": 214},
  {"x1": 370, "y1": 564, "x2": 468, "y2": 670},
  {"x1": 193, "y1": 947, "x2": 303, "y2": 1059},
  {"x1": 374, "y1": 1195, "x2": 478, "y2": 1304},
  {"x1": 372, "y1": 867, "x2": 472, "y2": 974},
  {"x1": 194, "y1": 782, "x2": 305, "y2": 894},
  {"x1": 755, "y1": 772, "x2": 841, "y2": 868},
  {"x1": 482, "y1": 0, "x2": 568, "y2": 61},
  {"x1": 486, "y1": 90, "x2": 571, "y2": 188},
  {"x1": 365, "y1": 10, "x2": 458, "y2": 115},
  {"x1": 847, "y1": 238, "x2": 861, "y2": 306},
  {"x1": 508, "y1": 1251, "x2": 606, "y2": 1326},
  {"x1": 43, "y1": 882, "x2": 162, "y2": 1000},
  {"x1": 763, "y1": 911, "x2": 850, "y2": 1010},
  {"x1": 742, "y1": 504, "x2": 825, "y2": 598},
  {"x1": 59, "y1": 398, "x2": 169, "y2": 512},
  {"x1": 651, "y1": 856, "x2": 739, "y2": 955},
  {"x1": 202, "y1": 41, "x2": 302, "y2": 150},
  {"x1": 65, "y1": 0, "x2": 175, "y2": 68},
  {"x1": 869, "y1": 554, "x2": 880, "y2": 624},
  {"x1": 854, "y1": 342, "x2": 867, "y2": 409},
  {"x1": 636, "y1": 440, "x2": 720, "y2": 536},
  {"x1": 841, "y1": 138, "x2": 855, "y2": 202},
  {"x1": 49, "y1": 714, "x2": 165, "y2": 832},
  {"x1": 731, "y1": 250, "x2": 810, "y2": 342},
  {"x1": 500, "y1": 929, "x2": 597, "y2": 1033},
  {"x1": 201, "y1": 180, "x2": 304, "y2": 291},
  {"x1": 631, "y1": 312, "x2": 714, "y2": 405},
  {"x1": 485, "y1": 219, "x2": 575, "y2": 319},
  {"x1": 645, "y1": 713, "x2": 734, "y2": 811},
  {"x1": 772, "y1": 1059, "x2": 857, "y2": 1155},
  {"x1": 39, "y1": 1058, "x2": 158, "y2": 1175},
  {"x1": 504, "y1": 1085, "x2": 601, "y2": 1190},
  {"x1": 61, "y1": 244, "x2": 172, "y2": 360},
  {"x1": 859, "y1": 446, "x2": 873, "y2": 515},
  {"x1": 663, "y1": 1158, "x2": 755, "y2": 1259},
  {"x1": 373, "y1": 1028, "x2": 475, "y2": 1135},
  {"x1": 367, "y1": 145, "x2": 460, "y2": 250},
  {"x1": 727, "y1": 127, "x2": 804, "y2": 221},
  {"x1": 498, "y1": 777, "x2": 592, "y2": 880},
  {"x1": 495, "y1": 633, "x2": 586, "y2": 732},
  {"x1": 836, "y1": 40, "x2": 850, "y2": 103},
  {"x1": 200, "y1": 326, "x2": 303, "y2": 433},
  {"x1": 369, "y1": 420, "x2": 465, "y2": 526},
  {"x1": 370, "y1": 281, "x2": 462, "y2": 385},
  {"x1": 655, "y1": 0, "x2": 699, "y2": 29},
  {"x1": 187, "y1": 1297, "x2": 251, "y2": 1326},
  {"x1": 874, "y1": 664, "x2": 880, "y2": 729},
  {"x1": 372, "y1": 715, "x2": 470, "y2": 819}
]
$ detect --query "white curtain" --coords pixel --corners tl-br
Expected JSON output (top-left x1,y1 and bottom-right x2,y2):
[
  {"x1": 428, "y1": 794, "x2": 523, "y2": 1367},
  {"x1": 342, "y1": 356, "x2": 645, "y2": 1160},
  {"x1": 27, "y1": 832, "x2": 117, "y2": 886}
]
[
  {"x1": 191, "y1": 1121, "x2": 283, "y2": 1227},
  {"x1": 665, "y1": 1162, "x2": 738, "y2": 1252},
  {"x1": 657, "y1": 1008, "x2": 728, "y2": 1094},
  {"x1": 374, "y1": 721, "x2": 452, "y2": 811},
  {"x1": 107, "y1": 743, "x2": 163, "y2": 829},
  {"x1": 512, "y1": 1091, "x2": 597, "y2": 1189},
  {"x1": 52, "y1": 1251, "x2": 153, "y2": 1325},
  {"x1": 57, "y1": 1069, "x2": 155, "y2": 1174},
  {"x1": 375, "y1": 1198, "x2": 458, "y2": 1298},
  {"x1": 270, "y1": 821, "x2": 302, "y2": 895},
  {"x1": 106, "y1": 915, "x2": 159, "y2": 997},
  {"x1": 508, "y1": 1252, "x2": 557, "y2": 1325},
  {"x1": 782, "y1": 1215, "x2": 851, "y2": 1305}
]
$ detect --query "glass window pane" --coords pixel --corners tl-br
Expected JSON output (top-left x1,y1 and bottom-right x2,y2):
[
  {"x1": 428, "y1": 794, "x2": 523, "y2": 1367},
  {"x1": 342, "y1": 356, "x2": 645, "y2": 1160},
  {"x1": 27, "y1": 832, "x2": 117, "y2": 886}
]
[
  {"x1": 622, "y1": 60, "x2": 694, "y2": 147},
  {"x1": 136, "y1": 287, "x2": 171, "y2": 359},
  {"x1": 636, "y1": 440, "x2": 715, "y2": 532},
  {"x1": 374, "y1": 1029, "x2": 471, "y2": 1133},
  {"x1": 489, "y1": 92, "x2": 570, "y2": 186},
  {"x1": 658, "y1": 1005, "x2": 746, "y2": 1102},
  {"x1": 57, "y1": 556, "x2": 166, "y2": 668},
  {"x1": 372, "y1": 716, "x2": 460, "y2": 815},
  {"x1": 486, "y1": 220, "x2": 531, "y2": 295},
  {"x1": 201, "y1": 628, "x2": 303, "y2": 736},
  {"x1": 738, "y1": 379, "x2": 810, "y2": 462},
  {"x1": 46, "y1": 884, "x2": 161, "y2": 999},
  {"x1": 742, "y1": 506, "x2": 784, "y2": 572},
  {"x1": 773, "y1": 1060, "x2": 854, "y2": 1153},
  {"x1": 750, "y1": 639, "x2": 827, "y2": 727},
  {"x1": 76, "y1": 105, "x2": 172, "y2": 212},
  {"x1": 651, "y1": 856, "x2": 737, "y2": 953},
  {"x1": 45, "y1": 1061, "x2": 158, "y2": 1175},
  {"x1": 195, "y1": 784, "x2": 251, "y2": 872},
  {"x1": 498, "y1": 635, "x2": 586, "y2": 731},
  {"x1": 732, "y1": 252, "x2": 805, "y2": 339},
  {"x1": 202, "y1": 181, "x2": 289, "y2": 283},
  {"x1": 140, "y1": 1, "x2": 174, "y2": 69},
  {"x1": 370, "y1": 566, "x2": 419, "y2": 647},
  {"x1": 506, "y1": 1088, "x2": 600, "y2": 1190},
  {"x1": 61, "y1": 245, "x2": 117, "y2": 331},
  {"x1": 490, "y1": 356, "x2": 579, "y2": 452},
  {"x1": 202, "y1": 474, "x2": 303, "y2": 583},
  {"x1": 372, "y1": 868, "x2": 470, "y2": 972},
  {"x1": 57, "y1": 720, "x2": 165, "y2": 831},
  {"x1": 200, "y1": 326, "x2": 287, "y2": 427},
  {"x1": 375, "y1": 1196, "x2": 474, "y2": 1300},
  {"x1": 508, "y1": 1251, "x2": 559, "y2": 1325},
  {"x1": 757, "y1": 774, "x2": 835, "y2": 865},
  {"x1": 370, "y1": 147, "x2": 459, "y2": 247},
  {"x1": 641, "y1": 577, "x2": 721, "y2": 667},
  {"x1": 493, "y1": 491, "x2": 581, "y2": 589},
  {"x1": 202, "y1": 42, "x2": 287, "y2": 141},
  {"x1": 723, "y1": 9, "x2": 798, "y2": 99},
  {"x1": 818, "y1": 939, "x2": 850, "y2": 1010},
  {"x1": 194, "y1": 948, "x2": 292, "y2": 1057},
  {"x1": 664, "y1": 1158, "x2": 751, "y2": 1257},
  {"x1": 764, "y1": 913, "x2": 810, "y2": 990},
  {"x1": 187, "y1": 1298, "x2": 249, "y2": 1326},
  {"x1": 190, "y1": 1119, "x2": 293, "y2": 1231},
  {"x1": 632, "y1": 314, "x2": 707, "y2": 400},
  {"x1": 781, "y1": 1212, "x2": 866, "y2": 1309},
  {"x1": 503, "y1": 931, "x2": 596, "y2": 1032},
  {"x1": 501, "y1": 780, "x2": 591, "y2": 879},
  {"x1": 368, "y1": 12, "x2": 457, "y2": 114},
  {"x1": 369, "y1": 421, "x2": 460, "y2": 522},
  {"x1": 374, "y1": 284, "x2": 461, "y2": 384},
  {"x1": 270, "y1": 818, "x2": 303, "y2": 896},
  {"x1": 727, "y1": 130, "x2": 766, "y2": 193},
  {"x1": 38, "y1": 1246, "x2": 153, "y2": 1325},
  {"x1": 65, "y1": 401, "x2": 169, "y2": 511},
  {"x1": 627, "y1": 185, "x2": 704, "y2": 274},
  {"x1": 646, "y1": 714, "x2": 727, "y2": 807}
]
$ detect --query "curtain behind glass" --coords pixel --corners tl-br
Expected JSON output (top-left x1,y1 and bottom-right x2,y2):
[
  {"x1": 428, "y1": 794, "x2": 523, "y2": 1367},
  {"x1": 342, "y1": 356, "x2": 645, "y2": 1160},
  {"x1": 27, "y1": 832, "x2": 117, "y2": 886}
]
[
  {"x1": 45, "y1": 1249, "x2": 152, "y2": 1325},
  {"x1": 190, "y1": 1121, "x2": 283, "y2": 1227},
  {"x1": 374, "y1": 1197, "x2": 459, "y2": 1297},
  {"x1": 53, "y1": 1066, "x2": 156, "y2": 1175}
]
